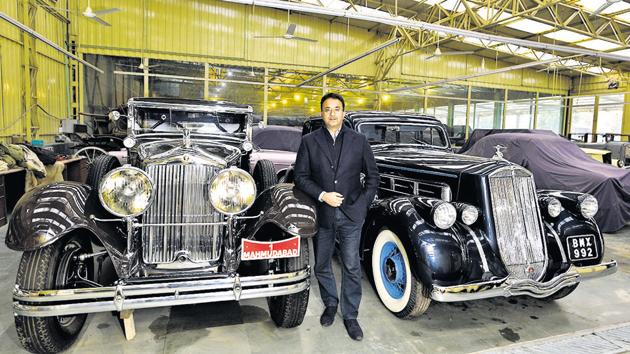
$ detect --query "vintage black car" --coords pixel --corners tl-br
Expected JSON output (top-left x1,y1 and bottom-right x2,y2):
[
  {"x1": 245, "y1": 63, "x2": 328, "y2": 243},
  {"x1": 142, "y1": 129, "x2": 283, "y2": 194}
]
[
  {"x1": 302, "y1": 112, "x2": 617, "y2": 319},
  {"x1": 6, "y1": 97, "x2": 317, "y2": 353}
]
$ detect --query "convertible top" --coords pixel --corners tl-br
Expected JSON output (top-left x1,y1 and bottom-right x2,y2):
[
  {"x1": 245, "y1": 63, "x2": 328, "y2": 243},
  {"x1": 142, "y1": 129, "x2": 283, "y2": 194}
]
[{"x1": 463, "y1": 132, "x2": 630, "y2": 233}]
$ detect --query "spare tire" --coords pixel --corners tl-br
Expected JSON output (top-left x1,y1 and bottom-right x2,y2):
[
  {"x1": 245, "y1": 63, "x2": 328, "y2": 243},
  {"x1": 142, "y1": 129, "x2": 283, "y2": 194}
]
[
  {"x1": 253, "y1": 159, "x2": 277, "y2": 195},
  {"x1": 86, "y1": 155, "x2": 121, "y2": 191}
]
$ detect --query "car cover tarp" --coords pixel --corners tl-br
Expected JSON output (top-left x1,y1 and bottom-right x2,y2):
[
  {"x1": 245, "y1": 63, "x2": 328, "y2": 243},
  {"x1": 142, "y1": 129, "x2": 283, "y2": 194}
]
[
  {"x1": 458, "y1": 129, "x2": 556, "y2": 154},
  {"x1": 463, "y1": 132, "x2": 630, "y2": 233}
]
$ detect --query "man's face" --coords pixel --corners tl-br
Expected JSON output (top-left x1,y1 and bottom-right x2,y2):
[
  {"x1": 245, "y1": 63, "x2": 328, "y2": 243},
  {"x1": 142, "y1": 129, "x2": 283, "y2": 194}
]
[{"x1": 321, "y1": 98, "x2": 344, "y2": 132}]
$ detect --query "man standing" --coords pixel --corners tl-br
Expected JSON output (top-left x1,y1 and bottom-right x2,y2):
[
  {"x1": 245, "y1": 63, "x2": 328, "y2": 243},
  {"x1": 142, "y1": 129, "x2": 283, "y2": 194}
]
[{"x1": 294, "y1": 93, "x2": 379, "y2": 341}]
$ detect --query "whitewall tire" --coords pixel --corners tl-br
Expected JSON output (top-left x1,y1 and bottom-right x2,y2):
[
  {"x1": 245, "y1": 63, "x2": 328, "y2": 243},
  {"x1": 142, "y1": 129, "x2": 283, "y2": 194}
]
[{"x1": 371, "y1": 229, "x2": 431, "y2": 319}]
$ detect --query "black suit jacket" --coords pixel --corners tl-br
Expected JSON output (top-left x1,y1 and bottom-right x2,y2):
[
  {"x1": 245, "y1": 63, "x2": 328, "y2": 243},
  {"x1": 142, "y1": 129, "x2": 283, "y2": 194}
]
[{"x1": 294, "y1": 125, "x2": 379, "y2": 229}]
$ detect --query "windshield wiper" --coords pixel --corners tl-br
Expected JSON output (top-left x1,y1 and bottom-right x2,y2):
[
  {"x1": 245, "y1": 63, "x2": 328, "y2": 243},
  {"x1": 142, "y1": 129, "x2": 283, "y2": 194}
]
[{"x1": 410, "y1": 138, "x2": 431, "y2": 146}]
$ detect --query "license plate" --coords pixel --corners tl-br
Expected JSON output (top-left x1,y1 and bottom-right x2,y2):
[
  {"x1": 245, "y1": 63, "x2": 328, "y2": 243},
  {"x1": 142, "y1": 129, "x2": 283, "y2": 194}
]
[
  {"x1": 566, "y1": 235, "x2": 598, "y2": 261},
  {"x1": 241, "y1": 236, "x2": 301, "y2": 261}
]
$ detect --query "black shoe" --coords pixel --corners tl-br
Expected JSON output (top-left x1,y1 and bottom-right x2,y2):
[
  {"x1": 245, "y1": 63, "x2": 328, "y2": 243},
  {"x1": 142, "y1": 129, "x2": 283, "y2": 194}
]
[
  {"x1": 343, "y1": 319, "x2": 363, "y2": 341},
  {"x1": 320, "y1": 306, "x2": 337, "y2": 327}
]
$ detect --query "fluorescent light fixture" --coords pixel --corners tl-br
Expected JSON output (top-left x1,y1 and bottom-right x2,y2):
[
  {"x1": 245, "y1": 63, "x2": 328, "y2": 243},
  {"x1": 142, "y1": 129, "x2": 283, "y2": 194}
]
[
  {"x1": 544, "y1": 29, "x2": 590, "y2": 43},
  {"x1": 461, "y1": 37, "x2": 500, "y2": 47},
  {"x1": 575, "y1": 39, "x2": 620, "y2": 51},
  {"x1": 505, "y1": 18, "x2": 555, "y2": 34},
  {"x1": 611, "y1": 48, "x2": 630, "y2": 57},
  {"x1": 476, "y1": 7, "x2": 511, "y2": 21}
]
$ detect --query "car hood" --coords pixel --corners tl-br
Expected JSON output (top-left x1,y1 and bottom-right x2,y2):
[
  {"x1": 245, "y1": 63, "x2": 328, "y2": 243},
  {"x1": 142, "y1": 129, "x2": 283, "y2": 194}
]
[
  {"x1": 373, "y1": 145, "x2": 511, "y2": 176},
  {"x1": 136, "y1": 138, "x2": 242, "y2": 167}
]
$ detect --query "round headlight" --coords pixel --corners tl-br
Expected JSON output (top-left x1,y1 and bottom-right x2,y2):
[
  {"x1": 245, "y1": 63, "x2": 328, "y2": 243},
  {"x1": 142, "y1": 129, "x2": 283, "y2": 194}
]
[
  {"x1": 547, "y1": 197, "x2": 562, "y2": 218},
  {"x1": 209, "y1": 167, "x2": 256, "y2": 215},
  {"x1": 579, "y1": 194, "x2": 598, "y2": 219},
  {"x1": 432, "y1": 202, "x2": 457, "y2": 229},
  {"x1": 460, "y1": 205, "x2": 479, "y2": 225},
  {"x1": 99, "y1": 167, "x2": 154, "y2": 217}
]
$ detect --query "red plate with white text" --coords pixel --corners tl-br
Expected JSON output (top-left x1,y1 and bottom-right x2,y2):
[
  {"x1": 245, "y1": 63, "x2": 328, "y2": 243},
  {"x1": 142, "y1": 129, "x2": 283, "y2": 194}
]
[{"x1": 241, "y1": 236, "x2": 301, "y2": 260}]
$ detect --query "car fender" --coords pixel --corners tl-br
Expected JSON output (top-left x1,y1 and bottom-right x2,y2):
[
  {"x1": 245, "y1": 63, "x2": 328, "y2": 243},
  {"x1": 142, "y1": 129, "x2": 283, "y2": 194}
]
[
  {"x1": 240, "y1": 183, "x2": 317, "y2": 241},
  {"x1": 363, "y1": 196, "x2": 474, "y2": 288},
  {"x1": 6, "y1": 182, "x2": 127, "y2": 271},
  {"x1": 539, "y1": 190, "x2": 604, "y2": 268}
]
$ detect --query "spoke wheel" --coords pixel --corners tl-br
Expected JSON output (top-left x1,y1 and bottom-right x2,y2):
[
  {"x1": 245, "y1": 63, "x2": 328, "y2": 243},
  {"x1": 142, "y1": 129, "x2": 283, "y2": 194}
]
[
  {"x1": 73, "y1": 147, "x2": 107, "y2": 166},
  {"x1": 370, "y1": 229, "x2": 430, "y2": 319}
]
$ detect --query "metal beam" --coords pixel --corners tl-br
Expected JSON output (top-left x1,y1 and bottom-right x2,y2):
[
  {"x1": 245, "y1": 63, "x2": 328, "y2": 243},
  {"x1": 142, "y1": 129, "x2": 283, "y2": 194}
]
[
  {"x1": 222, "y1": 0, "x2": 630, "y2": 63},
  {"x1": 295, "y1": 37, "x2": 401, "y2": 87},
  {"x1": 0, "y1": 11, "x2": 103, "y2": 74},
  {"x1": 389, "y1": 55, "x2": 581, "y2": 93}
]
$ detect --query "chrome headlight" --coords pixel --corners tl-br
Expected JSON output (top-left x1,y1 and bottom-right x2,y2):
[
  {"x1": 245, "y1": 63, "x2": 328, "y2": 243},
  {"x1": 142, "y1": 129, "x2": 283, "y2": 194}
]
[
  {"x1": 432, "y1": 202, "x2": 457, "y2": 229},
  {"x1": 99, "y1": 166, "x2": 154, "y2": 217},
  {"x1": 578, "y1": 194, "x2": 598, "y2": 219},
  {"x1": 209, "y1": 167, "x2": 256, "y2": 215},
  {"x1": 460, "y1": 204, "x2": 479, "y2": 225},
  {"x1": 547, "y1": 197, "x2": 562, "y2": 218}
]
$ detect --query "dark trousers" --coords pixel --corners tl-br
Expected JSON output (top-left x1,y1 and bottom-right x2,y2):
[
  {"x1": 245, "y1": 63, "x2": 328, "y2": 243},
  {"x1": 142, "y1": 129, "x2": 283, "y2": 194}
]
[{"x1": 314, "y1": 208, "x2": 363, "y2": 320}]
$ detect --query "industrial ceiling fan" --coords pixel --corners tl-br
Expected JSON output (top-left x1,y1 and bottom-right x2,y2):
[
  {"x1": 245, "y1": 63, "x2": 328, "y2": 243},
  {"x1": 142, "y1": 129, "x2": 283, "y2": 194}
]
[
  {"x1": 254, "y1": 23, "x2": 317, "y2": 43},
  {"x1": 590, "y1": 0, "x2": 623, "y2": 17},
  {"x1": 82, "y1": 0, "x2": 120, "y2": 26}
]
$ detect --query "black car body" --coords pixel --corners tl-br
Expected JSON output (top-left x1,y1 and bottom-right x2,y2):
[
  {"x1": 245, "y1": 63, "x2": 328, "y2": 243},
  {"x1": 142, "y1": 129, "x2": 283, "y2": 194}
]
[
  {"x1": 302, "y1": 112, "x2": 617, "y2": 319},
  {"x1": 7, "y1": 97, "x2": 317, "y2": 353}
]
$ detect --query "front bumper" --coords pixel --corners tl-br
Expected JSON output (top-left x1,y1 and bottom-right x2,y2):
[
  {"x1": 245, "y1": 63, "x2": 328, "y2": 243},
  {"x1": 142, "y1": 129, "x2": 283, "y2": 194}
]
[
  {"x1": 430, "y1": 260, "x2": 617, "y2": 302},
  {"x1": 13, "y1": 268, "x2": 310, "y2": 317}
]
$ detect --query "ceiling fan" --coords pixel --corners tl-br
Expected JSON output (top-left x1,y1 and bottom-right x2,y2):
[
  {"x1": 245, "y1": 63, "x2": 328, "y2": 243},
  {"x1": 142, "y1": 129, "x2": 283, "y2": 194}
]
[
  {"x1": 254, "y1": 24, "x2": 317, "y2": 43},
  {"x1": 591, "y1": 0, "x2": 623, "y2": 17},
  {"x1": 82, "y1": 0, "x2": 120, "y2": 26}
]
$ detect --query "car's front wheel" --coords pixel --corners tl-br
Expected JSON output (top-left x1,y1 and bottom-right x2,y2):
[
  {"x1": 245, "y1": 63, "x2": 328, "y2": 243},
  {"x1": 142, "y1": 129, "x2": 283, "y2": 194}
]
[
  {"x1": 370, "y1": 229, "x2": 430, "y2": 319},
  {"x1": 267, "y1": 240, "x2": 309, "y2": 328},
  {"x1": 15, "y1": 234, "x2": 93, "y2": 354}
]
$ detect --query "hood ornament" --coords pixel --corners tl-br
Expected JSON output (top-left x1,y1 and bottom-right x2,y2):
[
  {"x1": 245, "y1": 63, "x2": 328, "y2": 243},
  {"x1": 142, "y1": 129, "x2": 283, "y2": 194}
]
[
  {"x1": 182, "y1": 127, "x2": 192, "y2": 148},
  {"x1": 492, "y1": 144, "x2": 506, "y2": 160}
]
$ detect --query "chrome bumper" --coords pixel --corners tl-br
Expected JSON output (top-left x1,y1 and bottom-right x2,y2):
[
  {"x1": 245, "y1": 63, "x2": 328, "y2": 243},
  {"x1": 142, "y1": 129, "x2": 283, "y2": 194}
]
[
  {"x1": 431, "y1": 260, "x2": 617, "y2": 302},
  {"x1": 13, "y1": 268, "x2": 310, "y2": 317}
]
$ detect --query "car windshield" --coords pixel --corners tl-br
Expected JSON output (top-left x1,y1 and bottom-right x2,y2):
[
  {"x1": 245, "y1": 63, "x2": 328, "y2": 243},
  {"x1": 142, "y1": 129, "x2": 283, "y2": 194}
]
[
  {"x1": 132, "y1": 107, "x2": 246, "y2": 134},
  {"x1": 358, "y1": 122, "x2": 448, "y2": 148}
]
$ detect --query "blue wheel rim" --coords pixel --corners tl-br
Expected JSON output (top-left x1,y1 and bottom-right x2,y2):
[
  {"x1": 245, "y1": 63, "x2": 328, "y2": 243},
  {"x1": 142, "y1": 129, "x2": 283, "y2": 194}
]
[{"x1": 379, "y1": 241, "x2": 406, "y2": 299}]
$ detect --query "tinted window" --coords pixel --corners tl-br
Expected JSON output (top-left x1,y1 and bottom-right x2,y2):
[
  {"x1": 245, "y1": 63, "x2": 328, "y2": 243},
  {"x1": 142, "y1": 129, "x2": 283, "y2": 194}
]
[
  {"x1": 133, "y1": 108, "x2": 246, "y2": 134},
  {"x1": 358, "y1": 123, "x2": 447, "y2": 147}
]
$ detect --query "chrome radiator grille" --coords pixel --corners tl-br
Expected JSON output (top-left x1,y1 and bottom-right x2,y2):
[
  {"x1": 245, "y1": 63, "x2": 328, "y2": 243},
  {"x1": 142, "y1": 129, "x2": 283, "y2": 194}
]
[
  {"x1": 488, "y1": 168, "x2": 546, "y2": 280},
  {"x1": 142, "y1": 164, "x2": 223, "y2": 264}
]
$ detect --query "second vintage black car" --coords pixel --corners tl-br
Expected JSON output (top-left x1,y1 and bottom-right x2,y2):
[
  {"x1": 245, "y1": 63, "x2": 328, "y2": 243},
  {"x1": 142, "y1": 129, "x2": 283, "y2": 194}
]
[{"x1": 301, "y1": 112, "x2": 617, "y2": 319}]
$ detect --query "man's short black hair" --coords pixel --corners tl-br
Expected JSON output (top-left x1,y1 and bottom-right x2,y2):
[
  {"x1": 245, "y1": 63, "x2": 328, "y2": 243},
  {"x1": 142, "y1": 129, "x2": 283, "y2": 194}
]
[{"x1": 320, "y1": 92, "x2": 345, "y2": 111}]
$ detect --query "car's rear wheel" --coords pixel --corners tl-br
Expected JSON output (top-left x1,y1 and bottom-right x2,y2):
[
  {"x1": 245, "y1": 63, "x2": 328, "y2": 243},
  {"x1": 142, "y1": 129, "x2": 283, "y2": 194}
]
[
  {"x1": 370, "y1": 229, "x2": 430, "y2": 319},
  {"x1": 15, "y1": 235, "x2": 93, "y2": 354},
  {"x1": 267, "y1": 240, "x2": 309, "y2": 328}
]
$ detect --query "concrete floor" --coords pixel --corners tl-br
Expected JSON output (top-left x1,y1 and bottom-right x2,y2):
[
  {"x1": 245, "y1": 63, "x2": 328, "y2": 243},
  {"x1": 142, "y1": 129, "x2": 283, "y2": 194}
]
[{"x1": 0, "y1": 224, "x2": 628, "y2": 354}]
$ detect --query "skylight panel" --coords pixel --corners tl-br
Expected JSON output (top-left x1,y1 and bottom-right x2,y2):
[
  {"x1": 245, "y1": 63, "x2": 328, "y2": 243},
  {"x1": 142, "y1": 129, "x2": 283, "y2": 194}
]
[
  {"x1": 575, "y1": 39, "x2": 621, "y2": 51},
  {"x1": 505, "y1": 18, "x2": 555, "y2": 34},
  {"x1": 543, "y1": 30, "x2": 590, "y2": 43},
  {"x1": 578, "y1": 0, "x2": 630, "y2": 14},
  {"x1": 476, "y1": 7, "x2": 511, "y2": 21}
]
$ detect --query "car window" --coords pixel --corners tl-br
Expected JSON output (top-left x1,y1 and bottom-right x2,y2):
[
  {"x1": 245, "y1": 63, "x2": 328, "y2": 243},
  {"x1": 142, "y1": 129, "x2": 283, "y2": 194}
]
[
  {"x1": 358, "y1": 123, "x2": 447, "y2": 147},
  {"x1": 133, "y1": 108, "x2": 246, "y2": 134}
]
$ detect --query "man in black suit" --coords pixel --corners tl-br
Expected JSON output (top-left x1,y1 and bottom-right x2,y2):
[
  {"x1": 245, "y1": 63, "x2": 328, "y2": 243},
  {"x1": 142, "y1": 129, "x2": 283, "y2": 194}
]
[{"x1": 294, "y1": 92, "x2": 379, "y2": 341}]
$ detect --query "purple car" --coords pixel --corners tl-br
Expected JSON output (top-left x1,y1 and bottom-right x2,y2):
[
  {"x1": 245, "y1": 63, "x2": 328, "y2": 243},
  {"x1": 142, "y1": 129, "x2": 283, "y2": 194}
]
[
  {"x1": 463, "y1": 132, "x2": 630, "y2": 233},
  {"x1": 250, "y1": 125, "x2": 301, "y2": 180}
]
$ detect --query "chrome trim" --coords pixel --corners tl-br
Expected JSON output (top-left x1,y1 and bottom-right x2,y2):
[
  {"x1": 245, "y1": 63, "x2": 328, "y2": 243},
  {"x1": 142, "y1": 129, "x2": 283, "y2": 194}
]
[
  {"x1": 461, "y1": 224, "x2": 490, "y2": 273},
  {"x1": 13, "y1": 268, "x2": 310, "y2": 317},
  {"x1": 143, "y1": 164, "x2": 223, "y2": 264},
  {"x1": 545, "y1": 221, "x2": 567, "y2": 264},
  {"x1": 430, "y1": 261, "x2": 617, "y2": 302},
  {"x1": 488, "y1": 166, "x2": 547, "y2": 281}
]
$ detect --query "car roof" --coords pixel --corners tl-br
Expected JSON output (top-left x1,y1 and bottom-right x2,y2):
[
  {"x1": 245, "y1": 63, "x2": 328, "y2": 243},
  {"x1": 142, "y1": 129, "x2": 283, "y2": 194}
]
[
  {"x1": 306, "y1": 111, "x2": 444, "y2": 126},
  {"x1": 128, "y1": 97, "x2": 253, "y2": 113}
]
